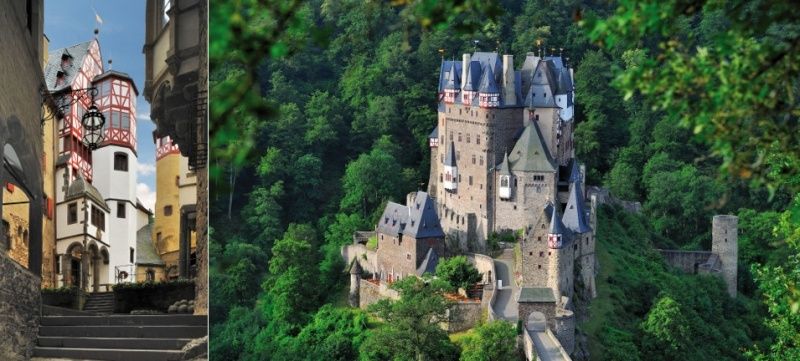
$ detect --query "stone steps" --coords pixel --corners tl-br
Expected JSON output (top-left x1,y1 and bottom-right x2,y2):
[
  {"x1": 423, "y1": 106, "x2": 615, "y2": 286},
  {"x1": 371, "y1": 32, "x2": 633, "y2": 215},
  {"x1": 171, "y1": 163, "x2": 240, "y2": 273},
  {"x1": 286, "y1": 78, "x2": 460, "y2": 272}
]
[
  {"x1": 83, "y1": 292, "x2": 115, "y2": 314},
  {"x1": 33, "y1": 314, "x2": 208, "y2": 360}
]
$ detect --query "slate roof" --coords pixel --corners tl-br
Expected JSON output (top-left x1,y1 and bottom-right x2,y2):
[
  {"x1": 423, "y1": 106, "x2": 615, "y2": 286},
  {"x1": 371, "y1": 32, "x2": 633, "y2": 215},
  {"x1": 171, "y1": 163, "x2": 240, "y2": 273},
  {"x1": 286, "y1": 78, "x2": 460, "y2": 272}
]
[
  {"x1": 44, "y1": 40, "x2": 96, "y2": 93},
  {"x1": 518, "y1": 287, "x2": 557, "y2": 303},
  {"x1": 416, "y1": 248, "x2": 439, "y2": 276},
  {"x1": 463, "y1": 61, "x2": 482, "y2": 92},
  {"x1": 445, "y1": 141, "x2": 457, "y2": 167},
  {"x1": 439, "y1": 60, "x2": 463, "y2": 93},
  {"x1": 136, "y1": 223, "x2": 165, "y2": 266},
  {"x1": 562, "y1": 181, "x2": 592, "y2": 234},
  {"x1": 497, "y1": 152, "x2": 511, "y2": 175},
  {"x1": 65, "y1": 175, "x2": 109, "y2": 212},
  {"x1": 568, "y1": 159, "x2": 581, "y2": 183},
  {"x1": 549, "y1": 205, "x2": 567, "y2": 235},
  {"x1": 478, "y1": 65, "x2": 499, "y2": 94},
  {"x1": 429, "y1": 126, "x2": 438, "y2": 139},
  {"x1": 376, "y1": 191, "x2": 445, "y2": 239},
  {"x1": 507, "y1": 123, "x2": 556, "y2": 173}
]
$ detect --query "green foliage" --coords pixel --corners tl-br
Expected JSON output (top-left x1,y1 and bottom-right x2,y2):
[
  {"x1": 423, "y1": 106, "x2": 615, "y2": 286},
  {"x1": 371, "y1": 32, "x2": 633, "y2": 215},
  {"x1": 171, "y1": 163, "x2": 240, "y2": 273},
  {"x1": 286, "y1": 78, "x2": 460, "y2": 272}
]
[
  {"x1": 641, "y1": 296, "x2": 690, "y2": 352},
  {"x1": 458, "y1": 320, "x2": 517, "y2": 361},
  {"x1": 360, "y1": 277, "x2": 459, "y2": 361},
  {"x1": 111, "y1": 279, "x2": 194, "y2": 291},
  {"x1": 436, "y1": 256, "x2": 483, "y2": 291}
]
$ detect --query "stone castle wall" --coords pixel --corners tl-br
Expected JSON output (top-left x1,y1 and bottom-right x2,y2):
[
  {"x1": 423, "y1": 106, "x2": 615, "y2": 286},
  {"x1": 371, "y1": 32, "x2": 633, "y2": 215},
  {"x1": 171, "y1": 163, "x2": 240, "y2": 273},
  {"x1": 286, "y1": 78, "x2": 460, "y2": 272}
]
[
  {"x1": 554, "y1": 308, "x2": 576, "y2": 354},
  {"x1": 521, "y1": 215, "x2": 552, "y2": 288},
  {"x1": 358, "y1": 279, "x2": 400, "y2": 309},
  {"x1": 0, "y1": 253, "x2": 40, "y2": 361},
  {"x1": 493, "y1": 172, "x2": 557, "y2": 233},
  {"x1": 445, "y1": 300, "x2": 483, "y2": 333},
  {"x1": 657, "y1": 250, "x2": 715, "y2": 273},
  {"x1": 519, "y1": 301, "x2": 557, "y2": 331},
  {"x1": 341, "y1": 243, "x2": 378, "y2": 275}
]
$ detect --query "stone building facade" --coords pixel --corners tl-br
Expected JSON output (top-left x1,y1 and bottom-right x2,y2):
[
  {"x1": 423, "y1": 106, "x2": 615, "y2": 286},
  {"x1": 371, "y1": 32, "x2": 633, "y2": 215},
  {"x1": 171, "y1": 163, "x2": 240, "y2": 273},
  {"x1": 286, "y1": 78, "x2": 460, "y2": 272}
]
[
  {"x1": 144, "y1": 0, "x2": 208, "y2": 315},
  {"x1": 0, "y1": 0, "x2": 48, "y2": 359}
]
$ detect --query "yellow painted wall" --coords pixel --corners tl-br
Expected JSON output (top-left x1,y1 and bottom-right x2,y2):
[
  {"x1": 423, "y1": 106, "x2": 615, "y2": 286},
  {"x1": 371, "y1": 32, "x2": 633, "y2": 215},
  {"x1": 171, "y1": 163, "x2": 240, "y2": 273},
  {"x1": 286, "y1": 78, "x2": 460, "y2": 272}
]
[
  {"x1": 3, "y1": 186, "x2": 30, "y2": 268},
  {"x1": 153, "y1": 152, "x2": 196, "y2": 278},
  {"x1": 135, "y1": 264, "x2": 166, "y2": 282}
]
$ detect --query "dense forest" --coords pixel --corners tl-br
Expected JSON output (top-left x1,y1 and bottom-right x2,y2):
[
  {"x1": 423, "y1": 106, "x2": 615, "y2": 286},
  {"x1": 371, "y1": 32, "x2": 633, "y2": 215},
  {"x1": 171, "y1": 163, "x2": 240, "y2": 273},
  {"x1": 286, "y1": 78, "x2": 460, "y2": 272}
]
[{"x1": 208, "y1": 0, "x2": 800, "y2": 360}]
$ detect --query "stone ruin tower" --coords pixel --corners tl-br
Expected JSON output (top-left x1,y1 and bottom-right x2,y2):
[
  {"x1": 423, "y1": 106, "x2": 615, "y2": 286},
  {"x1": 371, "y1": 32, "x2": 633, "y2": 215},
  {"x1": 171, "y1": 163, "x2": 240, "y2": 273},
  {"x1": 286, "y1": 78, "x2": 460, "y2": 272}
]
[{"x1": 712, "y1": 215, "x2": 738, "y2": 297}]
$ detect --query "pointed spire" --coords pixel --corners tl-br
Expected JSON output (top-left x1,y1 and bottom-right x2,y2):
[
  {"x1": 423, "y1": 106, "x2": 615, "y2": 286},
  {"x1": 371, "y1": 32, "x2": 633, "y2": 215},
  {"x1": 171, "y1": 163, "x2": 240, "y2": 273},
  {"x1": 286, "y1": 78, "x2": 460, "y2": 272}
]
[
  {"x1": 549, "y1": 205, "x2": 566, "y2": 235},
  {"x1": 498, "y1": 151, "x2": 511, "y2": 175},
  {"x1": 568, "y1": 160, "x2": 581, "y2": 183},
  {"x1": 445, "y1": 141, "x2": 457, "y2": 167},
  {"x1": 562, "y1": 181, "x2": 591, "y2": 233},
  {"x1": 479, "y1": 65, "x2": 499, "y2": 94},
  {"x1": 444, "y1": 61, "x2": 460, "y2": 90}
]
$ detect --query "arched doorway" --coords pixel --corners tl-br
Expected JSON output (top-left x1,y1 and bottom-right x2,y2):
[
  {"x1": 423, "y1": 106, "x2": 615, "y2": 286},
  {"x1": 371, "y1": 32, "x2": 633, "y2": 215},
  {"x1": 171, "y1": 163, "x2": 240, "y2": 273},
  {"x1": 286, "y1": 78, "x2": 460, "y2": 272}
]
[{"x1": 65, "y1": 242, "x2": 84, "y2": 289}]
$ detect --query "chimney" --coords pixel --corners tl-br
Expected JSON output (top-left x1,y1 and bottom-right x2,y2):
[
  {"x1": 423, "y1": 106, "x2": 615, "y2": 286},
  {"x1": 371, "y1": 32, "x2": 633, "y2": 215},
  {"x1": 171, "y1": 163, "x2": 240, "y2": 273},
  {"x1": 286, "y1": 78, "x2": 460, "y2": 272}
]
[
  {"x1": 462, "y1": 53, "x2": 470, "y2": 90},
  {"x1": 502, "y1": 54, "x2": 516, "y2": 105}
]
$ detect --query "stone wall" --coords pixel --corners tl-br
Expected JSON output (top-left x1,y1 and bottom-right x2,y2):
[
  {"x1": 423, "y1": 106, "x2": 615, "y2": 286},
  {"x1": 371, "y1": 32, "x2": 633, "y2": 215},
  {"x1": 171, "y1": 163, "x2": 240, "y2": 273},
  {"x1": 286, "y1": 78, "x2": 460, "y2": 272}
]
[
  {"x1": 341, "y1": 243, "x2": 378, "y2": 275},
  {"x1": 519, "y1": 301, "x2": 556, "y2": 331},
  {"x1": 445, "y1": 300, "x2": 483, "y2": 332},
  {"x1": 358, "y1": 279, "x2": 399, "y2": 309},
  {"x1": 521, "y1": 212, "x2": 551, "y2": 288},
  {"x1": 0, "y1": 253, "x2": 40, "y2": 361},
  {"x1": 712, "y1": 215, "x2": 738, "y2": 297},
  {"x1": 657, "y1": 250, "x2": 714, "y2": 273}
]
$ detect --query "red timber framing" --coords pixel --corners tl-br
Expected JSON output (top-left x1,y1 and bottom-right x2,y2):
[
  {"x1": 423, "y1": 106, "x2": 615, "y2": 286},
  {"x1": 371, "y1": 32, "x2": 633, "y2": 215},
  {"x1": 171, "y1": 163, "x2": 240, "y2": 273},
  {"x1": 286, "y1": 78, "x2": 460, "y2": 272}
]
[
  {"x1": 155, "y1": 135, "x2": 181, "y2": 161},
  {"x1": 96, "y1": 75, "x2": 137, "y2": 152},
  {"x1": 57, "y1": 41, "x2": 103, "y2": 181}
]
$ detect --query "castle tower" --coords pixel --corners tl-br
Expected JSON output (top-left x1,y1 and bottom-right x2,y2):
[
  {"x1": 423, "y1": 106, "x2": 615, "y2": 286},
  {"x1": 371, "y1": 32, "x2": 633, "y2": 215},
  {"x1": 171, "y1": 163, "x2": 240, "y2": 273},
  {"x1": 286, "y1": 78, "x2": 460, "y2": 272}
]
[
  {"x1": 427, "y1": 127, "x2": 440, "y2": 195},
  {"x1": 349, "y1": 260, "x2": 362, "y2": 308},
  {"x1": 153, "y1": 134, "x2": 198, "y2": 279},
  {"x1": 712, "y1": 215, "x2": 738, "y2": 297},
  {"x1": 90, "y1": 70, "x2": 141, "y2": 283},
  {"x1": 547, "y1": 207, "x2": 573, "y2": 298},
  {"x1": 497, "y1": 152, "x2": 512, "y2": 200}
]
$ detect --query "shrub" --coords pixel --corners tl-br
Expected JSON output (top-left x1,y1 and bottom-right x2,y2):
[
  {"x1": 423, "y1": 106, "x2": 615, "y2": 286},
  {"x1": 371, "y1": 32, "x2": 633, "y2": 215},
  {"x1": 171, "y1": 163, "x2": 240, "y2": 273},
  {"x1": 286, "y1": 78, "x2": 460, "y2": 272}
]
[
  {"x1": 436, "y1": 256, "x2": 482, "y2": 291},
  {"x1": 113, "y1": 279, "x2": 195, "y2": 313},
  {"x1": 41, "y1": 286, "x2": 78, "y2": 308}
]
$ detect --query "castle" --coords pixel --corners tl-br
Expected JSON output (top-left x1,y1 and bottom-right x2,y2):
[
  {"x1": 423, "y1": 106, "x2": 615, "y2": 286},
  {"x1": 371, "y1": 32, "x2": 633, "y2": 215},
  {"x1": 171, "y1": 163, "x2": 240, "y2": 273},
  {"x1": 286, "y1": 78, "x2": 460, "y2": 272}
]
[{"x1": 345, "y1": 49, "x2": 740, "y2": 359}]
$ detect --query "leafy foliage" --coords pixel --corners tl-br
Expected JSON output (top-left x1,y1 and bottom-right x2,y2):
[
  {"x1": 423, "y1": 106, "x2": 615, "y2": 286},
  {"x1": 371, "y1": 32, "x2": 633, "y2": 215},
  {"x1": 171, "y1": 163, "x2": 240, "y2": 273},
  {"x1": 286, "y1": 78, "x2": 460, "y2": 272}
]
[
  {"x1": 435, "y1": 256, "x2": 483, "y2": 291},
  {"x1": 458, "y1": 320, "x2": 517, "y2": 361}
]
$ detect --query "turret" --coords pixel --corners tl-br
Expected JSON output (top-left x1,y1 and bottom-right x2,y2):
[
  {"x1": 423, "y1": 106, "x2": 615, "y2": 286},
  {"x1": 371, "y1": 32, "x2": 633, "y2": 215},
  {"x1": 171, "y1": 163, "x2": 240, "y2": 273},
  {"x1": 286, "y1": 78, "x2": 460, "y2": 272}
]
[
  {"x1": 498, "y1": 152, "x2": 512, "y2": 200},
  {"x1": 547, "y1": 206, "x2": 565, "y2": 249},
  {"x1": 443, "y1": 61, "x2": 460, "y2": 104},
  {"x1": 93, "y1": 70, "x2": 138, "y2": 152},
  {"x1": 349, "y1": 259, "x2": 362, "y2": 308},
  {"x1": 478, "y1": 65, "x2": 500, "y2": 108},
  {"x1": 428, "y1": 126, "x2": 439, "y2": 148},
  {"x1": 443, "y1": 141, "x2": 458, "y2": 192}
]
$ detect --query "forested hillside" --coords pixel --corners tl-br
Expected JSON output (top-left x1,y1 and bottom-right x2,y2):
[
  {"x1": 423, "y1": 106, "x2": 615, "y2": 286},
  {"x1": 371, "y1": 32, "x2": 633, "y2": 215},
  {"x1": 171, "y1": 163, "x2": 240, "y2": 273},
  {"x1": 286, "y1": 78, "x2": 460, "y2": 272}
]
[{"x1": 209, "y1": 1, "x2": 800, "y2": 360}]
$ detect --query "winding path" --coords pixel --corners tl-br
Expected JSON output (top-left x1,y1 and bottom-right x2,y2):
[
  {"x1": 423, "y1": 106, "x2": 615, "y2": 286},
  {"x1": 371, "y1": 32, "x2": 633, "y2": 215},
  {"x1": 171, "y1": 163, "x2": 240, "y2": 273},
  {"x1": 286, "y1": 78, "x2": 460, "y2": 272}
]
[{"x1": 492, "y1": 249, "x2": 518, "y2": 321}]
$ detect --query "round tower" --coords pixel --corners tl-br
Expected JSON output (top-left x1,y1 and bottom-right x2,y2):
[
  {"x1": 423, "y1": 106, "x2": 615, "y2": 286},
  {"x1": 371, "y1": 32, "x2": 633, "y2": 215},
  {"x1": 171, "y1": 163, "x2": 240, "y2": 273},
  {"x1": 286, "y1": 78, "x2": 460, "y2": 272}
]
[
  {"x1": 711, "y1": 215, "x2": 738, "y2": 297},
  {"x1": 554, "y1": 308, "x2": 576, "y2": 354},
  {"x1": 90, "y1": 70, "x2": 140, "y2": 283},
  {"x1": 349, "y1": 260, "x2": 362, "y2": 308}
]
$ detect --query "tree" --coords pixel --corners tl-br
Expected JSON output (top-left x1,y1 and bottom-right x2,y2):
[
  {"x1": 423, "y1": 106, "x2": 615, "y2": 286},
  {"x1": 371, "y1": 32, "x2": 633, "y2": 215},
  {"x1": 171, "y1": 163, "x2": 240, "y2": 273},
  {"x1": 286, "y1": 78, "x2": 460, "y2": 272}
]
[
  {"x1": 642, "y1": 296, "x2": 690, "y2": 352},
  {"x1": 459, "y1": 320, "x2": 517, "y2": 361},
  {"x1": 360, "y1": 277, "x2": 459, "y2": 361},
  {"x1": 340, "y1": 144, "x2": 408, "y2": 218},
  {"x1": 435, "y1": 256, "x2": 483, "y2": 291}
]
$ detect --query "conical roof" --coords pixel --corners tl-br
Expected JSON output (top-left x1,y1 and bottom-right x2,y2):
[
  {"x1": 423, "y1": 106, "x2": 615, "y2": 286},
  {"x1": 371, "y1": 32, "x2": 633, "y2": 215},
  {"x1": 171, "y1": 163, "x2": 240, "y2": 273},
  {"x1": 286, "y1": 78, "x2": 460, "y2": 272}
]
[
  {"x1": 479, "y1": 65, "x2": 499, "y2": 94},
  {"x1": 445, "y1": 141, "x2": 457, "y2": 167},
  {"x1": 508, "y1": 123, "x2": 556, "y2": 173},
  {"x1": 549, "y1": 205, "x2": 567, "y2": 235},
  {"x1": 562, "y1": 181, "x2": 591, "y2": 233},
  {"x1": 65, "y1": 174, "x2": 109, "y2": 211},
  {"x1": 444, "y1": 61, "x2": 460, "y2": 90},
  {"x1": 498, "y1": 151, "x2": 511, "y2": 175},
  {"x1": 463, "y1": 61, "x2": 481, "y2": 91}
]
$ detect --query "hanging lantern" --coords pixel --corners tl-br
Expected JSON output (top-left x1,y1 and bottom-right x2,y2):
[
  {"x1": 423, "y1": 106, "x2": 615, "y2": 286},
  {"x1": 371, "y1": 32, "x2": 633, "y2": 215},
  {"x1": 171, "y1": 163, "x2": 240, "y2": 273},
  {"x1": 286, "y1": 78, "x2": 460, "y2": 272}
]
[{"x1": 81, "y1": 104, "x2": 105, "y2": 149}]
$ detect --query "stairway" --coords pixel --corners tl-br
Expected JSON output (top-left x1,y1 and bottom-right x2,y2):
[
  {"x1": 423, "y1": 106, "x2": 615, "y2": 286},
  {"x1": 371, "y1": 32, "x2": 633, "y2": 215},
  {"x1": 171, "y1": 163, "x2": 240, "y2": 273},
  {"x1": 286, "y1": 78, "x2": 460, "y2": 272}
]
[
  {"x1": 32, "y1": 314, "x2": 207, "y2": 361},
  {"x1": 83, "y1": 292, "x2": 115, "y2": 314}
]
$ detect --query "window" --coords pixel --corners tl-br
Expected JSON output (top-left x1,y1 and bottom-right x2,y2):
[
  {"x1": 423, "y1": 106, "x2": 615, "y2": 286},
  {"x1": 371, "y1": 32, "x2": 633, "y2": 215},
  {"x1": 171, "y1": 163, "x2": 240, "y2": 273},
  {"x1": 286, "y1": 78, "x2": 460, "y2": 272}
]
[
  {"x1": 472, "y1": 155, "x2": 476, "y2": 164},
  {"x1": 146, "y1": 269, "x2": 155, "y2": 281},
  {"x1": 114, "y1": 152, "x2": 128, "y2": 171},
  {"x1": 539, "y1": 251, "x2": 544, "y2": 257},
  {"x1": 477, "y1": 136, "x2": 481, "y2": 145},
  {"x1": 458, "y1": 133, "x2": 462, "y2": 142},
  {"x1": 67, "y1": 202, "x2": 78, "y2": 224},
  {"x1": 479, "y1": 156, "x2": 484, "y2": 166},
  {"x1": 91, "y1": 205, "x2": 105, "y2": 231},
  {"x1": 164, "y1": 205, "x2": 173, "y2": 216},
  {"x1": 468, "y1": 176, "x2": 473, "y2": 186},
  {"x1": 130, "y1": 247, "x2": 135, "y2": 263},
  {"x1": 117, "y1": 203, "x2": 126, "y2": 218},
  {"x1": 466, "y1": 134, "x2": 471, "y2": 143},
  {"x1": 56, "y1": 256, "x2": 61, "y2": 274}
]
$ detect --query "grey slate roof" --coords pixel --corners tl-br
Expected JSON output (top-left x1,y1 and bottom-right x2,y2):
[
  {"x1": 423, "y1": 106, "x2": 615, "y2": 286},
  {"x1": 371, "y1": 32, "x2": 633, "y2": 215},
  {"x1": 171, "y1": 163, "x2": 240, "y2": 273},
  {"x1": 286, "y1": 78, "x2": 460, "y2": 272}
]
[
  {"x1": 65, "y1": 175, "x2": 109, "y2": 212},
  {"x1": 478, "y1": 65, "x2": 499, "y2": 94},
  {"x1": 55, "y1": 154, "x2": 70, "y2": 167},
  {"x1": 438, "y1": 60, "x2": 463, "y2": 92},
  {"x1": 416, "y1": 248, "x2": 439, "y2": 276},
  {"x1": 44, "y1": 40, "x2": 96, "y2": 93},
  {"x1": 463, "y1": 61, "x2": 482, "y2": 91},
  {"x1": 568, "y1": 159, "x2": 581, "y2": 183},
  {"x1": 136, "y1": 223, "x2": 165, "y2": 266},
  {"x1": 518, "y1": 287, "x2": 556, "y2": 303},
  {"x1": 429, "y1": 126, "x2": 438, "y2": 139},
  {"x1": 445, "y1": 141, "x2": 457, "y2": 167},
  {"x1": 508, "y1": 123, "x2": 556, "y2": 173},
  {"x1": 376, "y1": 191, "x2": 445, "y2": 239},
  {"x1": 93, "y1": 70, "x2": 139, "y2": 95},
  {"x1": 497, "y1": 151, "x2": 511, "y2": 175},
  {"x1": 562, "y1": 181, "x2": 591, "y2": 234},
  {"x1": 556, "y1": 67, "x2": 573, "y2": 95},
  {"x1": 549, "y1": 205, "x2": 567, "y2": 235}
]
